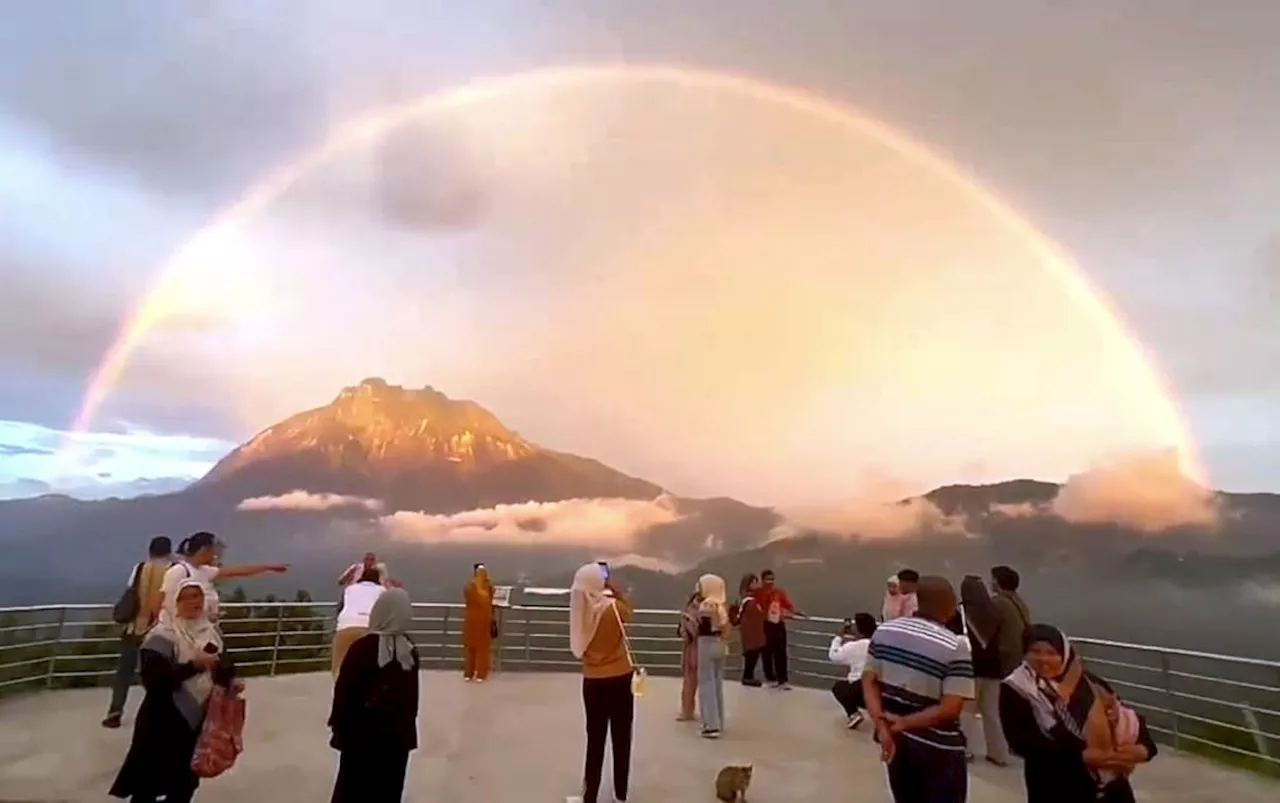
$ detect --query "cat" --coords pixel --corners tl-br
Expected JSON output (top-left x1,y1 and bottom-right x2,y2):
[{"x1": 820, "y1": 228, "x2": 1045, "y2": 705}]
[{"x1": 714, "y1": 763, "x2": 753, "y2": 802}]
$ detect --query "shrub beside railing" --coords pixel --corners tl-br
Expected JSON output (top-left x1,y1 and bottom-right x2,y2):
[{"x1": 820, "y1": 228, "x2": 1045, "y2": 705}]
[{"x1": 1, "y1": 601, "x2": 1276, "y2": 777}]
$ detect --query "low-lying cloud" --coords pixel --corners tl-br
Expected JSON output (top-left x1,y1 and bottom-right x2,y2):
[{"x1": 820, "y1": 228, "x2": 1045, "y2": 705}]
[
  {"x1": 237, "y1": 490, "x2": 385, "y2": 513},
  {"x1": 991, "y1": 450, "x2": 1220, "y2": 532},
  {"x1": 775, "y1": 451, "x2": 1220, "y2": 541},
  {"x1": 379, "y1": 497, "x2": 683, "y2": 547}
]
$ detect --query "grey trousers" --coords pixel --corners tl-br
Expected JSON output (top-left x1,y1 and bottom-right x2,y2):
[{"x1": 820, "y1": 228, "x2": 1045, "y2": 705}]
[{"x1": 961, "y1": 676, "x2": 1010, "y2": 762}]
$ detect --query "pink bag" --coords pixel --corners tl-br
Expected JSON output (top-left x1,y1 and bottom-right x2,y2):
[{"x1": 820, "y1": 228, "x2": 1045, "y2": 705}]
[{"x1": 192, "y1": 686, "x2": 246, "y2": 779}]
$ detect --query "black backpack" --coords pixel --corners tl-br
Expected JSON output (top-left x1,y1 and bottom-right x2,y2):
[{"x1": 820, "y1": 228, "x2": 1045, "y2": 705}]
[{"x1": 112, "y1": 562, "x2": 145, "y2": 625}]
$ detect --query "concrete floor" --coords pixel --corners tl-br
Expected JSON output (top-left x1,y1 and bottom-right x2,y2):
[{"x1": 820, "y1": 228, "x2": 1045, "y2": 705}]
[{"x1": 0, "y1": 672, "x2": 1275, "y2": 802}]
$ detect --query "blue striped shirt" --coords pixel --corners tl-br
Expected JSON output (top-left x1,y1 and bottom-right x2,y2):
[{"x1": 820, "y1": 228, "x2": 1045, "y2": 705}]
[{"x1": 864, "y1": 615, "x2": 975, "y2": 751}]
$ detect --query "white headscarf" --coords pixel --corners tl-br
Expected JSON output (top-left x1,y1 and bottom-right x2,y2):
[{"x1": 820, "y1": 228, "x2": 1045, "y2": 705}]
[
  {"x1": 151, "y1": 579, "x2": 222, "y2": 703},
  {"x1": 569, "y1": 563, "x2": 613, "y2": 659},
  {"x1": 368, "y1": 587, "x2": 415, "y2": 670},
  {"x1": 696, "y1": 574, "x2": 728, "y2": 629}
]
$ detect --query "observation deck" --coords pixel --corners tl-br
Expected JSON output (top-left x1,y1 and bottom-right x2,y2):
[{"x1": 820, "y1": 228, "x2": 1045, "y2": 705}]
[{"x1": 1, "y1": 602, "x2": 1277, "y2": 802}]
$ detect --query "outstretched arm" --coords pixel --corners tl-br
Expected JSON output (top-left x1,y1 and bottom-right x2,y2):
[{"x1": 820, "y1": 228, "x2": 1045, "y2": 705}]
[{"x1": 215, "y1": 564, "x2": 289, "y2": 581}]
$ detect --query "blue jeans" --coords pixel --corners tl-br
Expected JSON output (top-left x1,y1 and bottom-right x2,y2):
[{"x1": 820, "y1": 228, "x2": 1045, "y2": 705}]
[
  {"x1": 107, "y1": 633, "x2": 141, "y2": 716},
  {"x1": 696, "y1": 636, "x2": 726, "y2": 731}
]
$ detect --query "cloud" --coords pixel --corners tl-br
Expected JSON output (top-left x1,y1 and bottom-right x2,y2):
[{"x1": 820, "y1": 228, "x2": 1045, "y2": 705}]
[
  {"x1": 237, "y1": 490, "x2": 385, "y2": 513},
  {"x1": 379, "y1": 497, "x2": 683, "y2": 547},
  {"x1": 775, "y1": 474, "x2": 970, "y2": 540},
  {"x1": 1049, "y1": 450, "x2": 1220, "y2": 532},
  {"x1": 1240, "y1": 582, "x2": 1280, "y2": 608},
  {"x1": 0, "y1": 419, "x2": 229, "y2": 499}
]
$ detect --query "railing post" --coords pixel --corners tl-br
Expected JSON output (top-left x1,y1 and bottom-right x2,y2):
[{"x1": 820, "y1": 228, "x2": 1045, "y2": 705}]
[
  {"x1": 494, "y1": 608, "x2": 504, "y2": 673},
  {"x1": 269, "y1": 604, "x2": 285, "y2": 677},
  {"x1": 440, "y1": 606, "x2": 450, "y2": 670},
  {"x1": 1159, "y1": 652, "x2": 1179, "y2": 749},
  {"x1": 44, "y1": 606, "x2": 68, "y2": 689},
  {"x1": 523, "y1": 608, "x2": 532, "y2": 670}
]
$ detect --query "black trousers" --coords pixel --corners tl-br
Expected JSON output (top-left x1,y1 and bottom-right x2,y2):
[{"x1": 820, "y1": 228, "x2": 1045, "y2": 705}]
[
  {"x1": 831, "y1": 679, "x2": 865, "y2": 717},
  {"x1": 582, "y1": 672, "x2": 634, "y2": 803},
  {"x1": 761, "y1": 622, "x2": 788, "y2": 684},
  {"x1": 331, "y1": 747, "x2": 410, "y2": 803},
  {"x1": 886, "y1": 736, "x2": 967, "y2": 803},
  {"x1": 741, "y1": 648, "x2": 763, "y2": 682}
]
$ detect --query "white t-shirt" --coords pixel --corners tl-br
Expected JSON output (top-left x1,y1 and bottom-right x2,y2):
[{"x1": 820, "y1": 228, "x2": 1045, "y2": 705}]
[
  {"x1": 160, "y1": 561, "x2": 222, "y2": 625},
  {"x1": 336, "y1": 581, "x2": 385, "y2": 630},
  {"x1": 829, "y1": 635, "x2": 871, "y2": 682}
]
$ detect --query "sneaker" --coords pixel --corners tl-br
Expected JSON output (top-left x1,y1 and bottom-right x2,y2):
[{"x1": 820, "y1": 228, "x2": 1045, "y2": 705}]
[
  {"x1": 676, "y1": 712, "x2": 696, "y2": 722},
  {"x1": 847, "y1": 713, "x2": 864, "y2": 729},
  {"x1": 741, "y1": 679, "x2": 763, "y2": 687},
  {"x1": 464, "y1": 676, "x2": 474, "y2": 682},
  {"x1": 985, "y1": 756, "x2": 1010, "y2": 767},
  {"x1": 101, "y1": 713, "x2": 122, "y2": 729},
  {"x1": 778, "y1": 682, "x2": 792, "y2": 690},
  {"x1": 475, "y1": 678, "x2": 485, "y2": 683},
  {"x1": 700, "y1": 728, "x2": 722, "y2": 739}
]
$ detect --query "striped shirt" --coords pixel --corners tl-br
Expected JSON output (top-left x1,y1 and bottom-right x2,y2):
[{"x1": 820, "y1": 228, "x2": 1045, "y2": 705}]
[{"x1": 864, "y1": 615, "x2": 975, "y2": 751}]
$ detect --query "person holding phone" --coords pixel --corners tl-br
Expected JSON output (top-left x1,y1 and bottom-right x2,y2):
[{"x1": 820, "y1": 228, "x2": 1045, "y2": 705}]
[{"x1": 110, "y1": 580, "x2": 237, "y2": 802}]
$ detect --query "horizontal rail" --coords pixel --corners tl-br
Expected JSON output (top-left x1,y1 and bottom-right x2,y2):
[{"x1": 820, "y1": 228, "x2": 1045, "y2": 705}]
[{"x1": 0, "y1": 601, "x2": 1276, "y2": 775}]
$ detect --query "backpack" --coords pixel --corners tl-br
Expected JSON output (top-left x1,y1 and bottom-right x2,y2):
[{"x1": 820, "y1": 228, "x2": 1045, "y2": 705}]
[
  {"x1": 111, "y1": 562, "x2": 145, "y2": 625},
  {"x1": 192, "y1": 685, "x2": 246, "y2": 778}
]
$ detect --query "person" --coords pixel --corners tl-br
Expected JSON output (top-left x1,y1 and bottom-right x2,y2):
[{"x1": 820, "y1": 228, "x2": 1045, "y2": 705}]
[
  {"x1": 894, "y1": 568, "x2": 920, "y2": 619},
  {"x1": 160, "y1": 532, "x2": 289, "y2": 628},
  {"x1": 862, "y1": 575, "x2": 974, "y2": 803},
  {"x1": 829, "y1": 612, "x2": 877, "y2": 729},
  {"x1": 109, "y1": 580, "x2": 236, "y2": 802},
  {"x1": 676, "y1": 588, "x2": 700, "y2": 721},
  {"x1": 881, "y1": 575, "x2": 904, "y2": 621},
  {"x1": 1000, "y1": 625, "x2": 1157, "y2": 803},
  {"x1": 463, "y1": 563, "x2": 496, "y2": 682},
  {"x1": 329, "y1": 587, "x2": 421, "y2": 803},
  {"x1": 331, "y1": 567, "x2": 385, "y2": 676},
  {"x1": 729, "y1": 573, "x2": 766, "y2": 687},
  {"x1": 960, "y1": 566, "x2": 1031, "y2": 766},
  {"x1": 339, "y1": 552, "x2": 393, "y2": 588},
  {"x1": 695, "y1": 574, "x2": 731, "y2": 738},
  {"x1": 569, "y1": 562, "x2": 635, "y2": 803},
  {"x1": 753, "y1": 569, "x2": 804, "y2": 689},
  {"x1": 103, "y1": 536, "x2": 173, "y2": 729}
]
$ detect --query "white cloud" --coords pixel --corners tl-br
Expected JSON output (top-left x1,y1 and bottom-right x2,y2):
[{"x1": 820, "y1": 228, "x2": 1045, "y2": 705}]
[
  {"x1": 0, "y1": 419, "x2": 230, "y2": 500},
  {"x1": 237, "y1": 490, "x2": 385, "y2": 513},
  {"x1": 1049, "y1": 450, "x2": 1219, "y2": 532},
  {"x1": 379, "y1": 497, "x2": 683, "y2": 547}
]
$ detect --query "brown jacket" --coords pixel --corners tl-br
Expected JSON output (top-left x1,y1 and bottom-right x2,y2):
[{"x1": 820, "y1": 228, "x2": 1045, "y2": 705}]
[
  {"x1": 582, "y1": 597, "x2": 634, "y2": 679},
  {"x1": 730, "y1": 597, "x2": 767, "y2": 652}
]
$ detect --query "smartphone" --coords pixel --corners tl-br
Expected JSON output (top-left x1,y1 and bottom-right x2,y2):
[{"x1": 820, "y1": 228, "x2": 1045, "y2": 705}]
[
  {"x1": 597, "y1": 561, "x2": 610, "y2": 581},
  {"x1": 202, "y1": 642, "x2": 220, "y2": 655}
]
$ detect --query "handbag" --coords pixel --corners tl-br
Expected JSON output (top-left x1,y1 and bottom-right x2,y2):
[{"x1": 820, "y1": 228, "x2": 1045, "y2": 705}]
[
  {"x1": 192, "y1": 685, "x2": 246, "y2": 779},
  {"x1": 111, "y1": 562, "x2": 145, "y2": 625},
  {"x1": 614, "y1": 603, "x2": 646, "y2": 697}
]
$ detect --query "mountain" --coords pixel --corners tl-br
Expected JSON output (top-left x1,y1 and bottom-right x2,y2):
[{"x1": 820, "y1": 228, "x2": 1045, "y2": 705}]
[
  {"x1": 0, "y1": 380, "x2": 779, "y2": 604},
  {"x1": 197, "y1": 378, "x2": 665, "y2": 511}
]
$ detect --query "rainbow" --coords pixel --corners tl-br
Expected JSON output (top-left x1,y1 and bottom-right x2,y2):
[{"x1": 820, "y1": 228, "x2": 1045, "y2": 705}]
[{"x1": 65, "y1": 62, "x2": 1207, "y2": 483}]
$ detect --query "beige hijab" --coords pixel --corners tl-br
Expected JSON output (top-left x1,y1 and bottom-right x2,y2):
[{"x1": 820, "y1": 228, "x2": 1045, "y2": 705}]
[
  {"x1": 697, "y1": 574, "x2": 729, "y2": 632},
  {"x1": 569, "y1": 563, "x2": 613, "y2": 658}
]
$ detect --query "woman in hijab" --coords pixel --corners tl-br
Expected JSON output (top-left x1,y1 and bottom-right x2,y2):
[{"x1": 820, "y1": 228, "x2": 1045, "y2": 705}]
[
  {"x1": 463, "y1": 563, "x2": 495, "y2": 682},
  {"x1": 329, "y1": 587, "x2": 421, "y2": 803},
  {"x1": 110, "y1": 580, "x2": 235, "y2": 802},
  {"x1": 730, "y1": 573, "x2": 766, "y2": 687},
  {"x1": 881, "y1": 575, "x2": 904, "y2": 621},
  {"x1": 695, "y1": 574, "x2": 731, "y2": 738},
  {"x1": 676, "y1": 587, "x2": 700, "y2": 721},
  {"x1": 570, "y1": 562, "x2": 635, "y2": 803},
  {"x1": 999, "y1": 624, "x2": 1157, "y2": 803}
]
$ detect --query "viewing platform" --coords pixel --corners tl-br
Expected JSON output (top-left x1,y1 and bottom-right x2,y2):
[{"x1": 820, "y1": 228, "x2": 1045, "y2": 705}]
[{"x1": 0, "y1": 602, "x2": 1277, "y2": 801}]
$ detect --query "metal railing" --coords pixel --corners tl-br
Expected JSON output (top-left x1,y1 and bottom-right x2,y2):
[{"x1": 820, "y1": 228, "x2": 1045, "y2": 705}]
[{"x1": 1, "y1": 602, "x2": 1276, "y2": 775}]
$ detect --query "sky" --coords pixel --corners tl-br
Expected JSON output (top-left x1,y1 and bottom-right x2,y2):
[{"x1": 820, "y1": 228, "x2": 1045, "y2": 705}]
[{"x1": 1, "y1": 1, "x2": 1278, "y2": 505}]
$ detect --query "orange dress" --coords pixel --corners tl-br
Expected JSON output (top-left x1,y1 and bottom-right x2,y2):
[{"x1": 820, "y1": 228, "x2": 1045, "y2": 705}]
[{"x1": 462, "y1": 579, "x2": 494, "y2": 680}]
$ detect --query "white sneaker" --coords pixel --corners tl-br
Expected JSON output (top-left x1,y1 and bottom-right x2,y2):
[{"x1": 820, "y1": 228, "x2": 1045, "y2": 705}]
[
  {"x1": 566, "y1": 797, "x2": 584, "y2": 803},
  {"x1": 475, "y1": 678, "x2": 485, "y2": 683},
  {"x1": 847, "y1": 712, "x2": 864, "y2": 729}
]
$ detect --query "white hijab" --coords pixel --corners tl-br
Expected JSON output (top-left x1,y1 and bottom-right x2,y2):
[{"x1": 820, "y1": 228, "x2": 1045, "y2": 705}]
[
  {"x1": 152, "y1": 579, "x2": 223, "y2": 703},
  {"x1": 569, "y1": 563, "x2": 613, "y2": 659},
  {"x1": 697, "y1": 574, "x2": 728, "y2": 629}
]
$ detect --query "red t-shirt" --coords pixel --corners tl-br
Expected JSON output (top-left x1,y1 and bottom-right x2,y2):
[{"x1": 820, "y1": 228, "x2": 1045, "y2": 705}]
[{"x1": 754, "y1": 587, "x2": 795, "y2": 623}]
